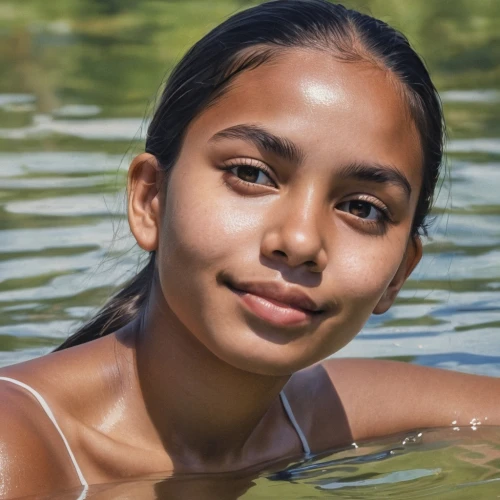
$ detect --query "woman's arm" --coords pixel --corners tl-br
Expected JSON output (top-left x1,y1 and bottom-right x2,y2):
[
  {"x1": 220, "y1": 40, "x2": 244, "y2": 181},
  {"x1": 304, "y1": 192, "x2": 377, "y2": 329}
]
[{"x1": 321, "y1": 358, "x2": 500, "y2": 442}]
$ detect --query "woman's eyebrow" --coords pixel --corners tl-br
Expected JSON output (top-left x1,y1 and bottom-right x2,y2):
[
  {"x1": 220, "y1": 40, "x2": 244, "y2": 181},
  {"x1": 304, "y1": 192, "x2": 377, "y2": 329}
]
[
  {"x1": 338, "y1": 162, "x2": 412, "y2": 199},
  {"x1": 210, "y1": 125, "x2": 411, "y2": 198},
  {"x1": 209, "y1": 124, "x2": 304, "y2": 165}
]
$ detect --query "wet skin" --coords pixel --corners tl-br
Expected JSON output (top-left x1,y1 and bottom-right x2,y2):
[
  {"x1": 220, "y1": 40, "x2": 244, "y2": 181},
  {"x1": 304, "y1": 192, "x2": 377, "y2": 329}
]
[{"x1": 1, "y1": 49, "x2": 500, "y2": 498}]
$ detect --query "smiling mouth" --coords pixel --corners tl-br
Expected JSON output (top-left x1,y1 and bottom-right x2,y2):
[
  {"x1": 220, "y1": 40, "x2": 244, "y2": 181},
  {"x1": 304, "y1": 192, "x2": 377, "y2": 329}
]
[{"x1": 225, "y1": 282, "x2": 324, "y2": 328}]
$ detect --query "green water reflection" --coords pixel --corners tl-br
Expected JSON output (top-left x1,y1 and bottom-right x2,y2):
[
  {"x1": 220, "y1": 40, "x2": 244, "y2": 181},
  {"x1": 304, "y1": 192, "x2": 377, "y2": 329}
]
[{"x1": 1, "y1": 0, "x2": 500, "y2": 132}]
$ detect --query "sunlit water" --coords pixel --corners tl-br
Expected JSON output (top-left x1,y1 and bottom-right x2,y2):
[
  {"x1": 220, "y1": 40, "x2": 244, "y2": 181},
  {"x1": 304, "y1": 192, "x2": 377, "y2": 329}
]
[
  {"x1": 24, "y1": 428, "x2": 500, "y2": 499},
  {"x1": 1, "y1": 0, "x2": 500, "y2": 497}
]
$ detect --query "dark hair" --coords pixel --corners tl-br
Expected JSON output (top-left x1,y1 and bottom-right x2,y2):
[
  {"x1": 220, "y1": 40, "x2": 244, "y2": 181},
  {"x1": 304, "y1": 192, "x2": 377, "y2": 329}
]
[{"x1": 56, "y1": 0, "x2": 444, "y2": 351}]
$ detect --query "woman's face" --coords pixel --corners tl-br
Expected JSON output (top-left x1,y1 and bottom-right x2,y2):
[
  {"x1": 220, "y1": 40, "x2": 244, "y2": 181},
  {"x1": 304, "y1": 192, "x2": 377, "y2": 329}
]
[{"x1": 153, "y1": 49, "x2": 423, "y2": 375}]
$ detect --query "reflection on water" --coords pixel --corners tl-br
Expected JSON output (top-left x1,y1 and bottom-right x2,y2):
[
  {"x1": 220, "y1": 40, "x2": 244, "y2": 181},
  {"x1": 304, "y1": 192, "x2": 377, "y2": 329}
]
[
  {"x1": 1, "y1": 0, "x2": 500, "y2": 497},
  {"x1": 0, "y1": 115, "x2": 146, "y2": 141},
  {"x1": 30, "y1": 428, "x2": 500, "y2": 499}
]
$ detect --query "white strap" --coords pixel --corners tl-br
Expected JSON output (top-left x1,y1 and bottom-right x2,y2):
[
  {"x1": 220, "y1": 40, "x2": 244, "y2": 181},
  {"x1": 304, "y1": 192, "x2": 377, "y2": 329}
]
[
  {"x1": 0, "y1": 376, "x2": 88, "y2": 498},
  {"x1": 279, "y1": 390, "x2": 311, "y2": 456}
]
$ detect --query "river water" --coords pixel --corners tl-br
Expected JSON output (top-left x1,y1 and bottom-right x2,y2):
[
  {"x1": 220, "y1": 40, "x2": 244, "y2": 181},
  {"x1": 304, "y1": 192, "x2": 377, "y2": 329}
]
[{"x1": 0, "y1": 0, "x2": 499, "y2": 497}]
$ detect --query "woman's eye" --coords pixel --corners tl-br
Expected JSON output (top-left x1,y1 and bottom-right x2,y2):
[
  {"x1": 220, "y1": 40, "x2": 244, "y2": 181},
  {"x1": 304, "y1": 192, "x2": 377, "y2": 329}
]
[
  {"x1": 338, "y1": 200, "x2": 382, "y2": 221},
  {"x1": 230, "y1": 165, "x2": 274, "y2": 186}
]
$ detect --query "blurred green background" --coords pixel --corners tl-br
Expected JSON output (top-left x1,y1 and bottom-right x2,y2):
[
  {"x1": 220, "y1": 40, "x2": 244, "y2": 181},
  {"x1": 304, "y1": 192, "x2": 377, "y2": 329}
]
[{"x1": 1, "y1": 0, "x2": 499, "y2": 148}]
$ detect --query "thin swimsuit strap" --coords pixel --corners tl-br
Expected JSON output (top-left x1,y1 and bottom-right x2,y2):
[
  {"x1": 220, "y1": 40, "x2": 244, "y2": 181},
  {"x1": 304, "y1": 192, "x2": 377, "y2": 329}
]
[
  {"x1": 279, "y1": 390, "x2": 311, "y2": 456},
  {"x1": 0, "y1": 376, "x2": 89, "y2": 500}
]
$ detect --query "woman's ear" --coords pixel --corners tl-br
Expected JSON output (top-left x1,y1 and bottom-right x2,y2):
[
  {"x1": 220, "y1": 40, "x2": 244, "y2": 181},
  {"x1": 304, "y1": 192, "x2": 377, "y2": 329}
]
[
  {"x1": 127, "y1": 153, "x2": 162, "y2": 252},
  {"x1": 373, "y1": 236, "x2": 423, "y2": 315}
]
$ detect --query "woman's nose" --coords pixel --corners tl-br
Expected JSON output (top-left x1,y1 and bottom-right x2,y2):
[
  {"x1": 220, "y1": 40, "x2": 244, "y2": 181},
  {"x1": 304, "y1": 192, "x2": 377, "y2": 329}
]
[{"x1": 260, "y1": 193, "x2": 328, "y2": 273}]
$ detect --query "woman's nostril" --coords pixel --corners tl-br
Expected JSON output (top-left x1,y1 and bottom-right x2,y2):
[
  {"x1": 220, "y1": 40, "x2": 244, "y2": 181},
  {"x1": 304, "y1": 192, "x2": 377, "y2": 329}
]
[{"x1": 273, "y1": 250, "x2": 287, "y2": 259}]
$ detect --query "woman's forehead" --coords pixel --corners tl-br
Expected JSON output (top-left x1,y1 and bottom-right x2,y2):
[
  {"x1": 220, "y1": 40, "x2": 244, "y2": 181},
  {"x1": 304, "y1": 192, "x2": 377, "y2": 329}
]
[{"x1": 189, "y1": 49, "x2": 423, "y2": 187}]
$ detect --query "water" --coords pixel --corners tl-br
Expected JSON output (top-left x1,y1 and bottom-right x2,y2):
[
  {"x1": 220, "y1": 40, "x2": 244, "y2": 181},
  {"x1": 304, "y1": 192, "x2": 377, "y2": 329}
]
[
  {"x1": 0, "y1": 0, "x2": 499, "y2": 497},
  {"x1": 31, "y1": 428, "x2": 500, "y2": 499}
]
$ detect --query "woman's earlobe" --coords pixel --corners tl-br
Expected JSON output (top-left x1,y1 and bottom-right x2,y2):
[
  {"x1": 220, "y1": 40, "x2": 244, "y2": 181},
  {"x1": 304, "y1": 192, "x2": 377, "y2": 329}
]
[
  {"x1": 127, "y1": 153, "x2": 162, "y2": 252},
  {"x1": 373, "y1": 236, "x2": 423, "y2": 315}
]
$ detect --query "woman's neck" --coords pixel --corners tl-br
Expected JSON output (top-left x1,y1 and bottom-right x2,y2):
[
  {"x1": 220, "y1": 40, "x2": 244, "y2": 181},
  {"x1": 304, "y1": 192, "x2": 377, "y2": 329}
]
[{"x1": 127, "y1": 285, "x2": 290, "y2": 471}]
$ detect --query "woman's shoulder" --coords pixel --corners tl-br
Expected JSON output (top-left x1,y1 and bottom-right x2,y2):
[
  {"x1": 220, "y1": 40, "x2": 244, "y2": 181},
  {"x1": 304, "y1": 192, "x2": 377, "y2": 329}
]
[
  {"x1": 0, "y1": 337, "x2": 120, "y2": 496},
  {"x1": 0, "y1": 333, "x2": 120, "y2": 404},
  {"x1": 311, "y1": 357, "x2": 500, "y2": 446},
  {"x1": 283, "y1": 362, "x2": 353, "y2": 453},
  {"x1": 0, "y1": 372, "x2": 83, "y2": 497},
  {"x1": 286, "y1": 358, "x2": 498, "y2": 453}
]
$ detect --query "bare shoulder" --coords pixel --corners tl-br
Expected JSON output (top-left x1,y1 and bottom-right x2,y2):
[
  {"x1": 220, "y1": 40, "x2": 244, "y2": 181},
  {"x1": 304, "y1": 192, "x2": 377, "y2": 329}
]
[
  {"x1": 320, "y1": 358, "x2": 500, "y2": 442},
  {"x1": 284, "y1": 363, "x2": 354, "y2": 452},
  {"x1": 0, "y1": 380, "x2": 82, "y2": 498},
  {"x1": 0, "y1": 335, "x2": 138, "y2": 494}
]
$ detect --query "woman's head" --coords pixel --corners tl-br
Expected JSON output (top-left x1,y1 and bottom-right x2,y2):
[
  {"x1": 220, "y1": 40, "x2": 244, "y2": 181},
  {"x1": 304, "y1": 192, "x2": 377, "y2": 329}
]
[
  {"x1": 58, "y1": 0, "x2": 444, "y2": 373},
  {"x1": 145, "y1": 0, "x2": 443, "y2": 236}
]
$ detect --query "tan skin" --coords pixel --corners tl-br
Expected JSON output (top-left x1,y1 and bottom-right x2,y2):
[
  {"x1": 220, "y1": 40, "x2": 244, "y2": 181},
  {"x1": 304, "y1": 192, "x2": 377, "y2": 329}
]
[{"x1": 1, "y1": 49, "x2": 499, "y2": 498}]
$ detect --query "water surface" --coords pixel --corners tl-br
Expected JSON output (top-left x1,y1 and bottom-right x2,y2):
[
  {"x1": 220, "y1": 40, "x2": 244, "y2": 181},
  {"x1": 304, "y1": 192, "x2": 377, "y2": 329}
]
[{"x1": 34, "y1": 428, "x2": 500, "y2": 499}]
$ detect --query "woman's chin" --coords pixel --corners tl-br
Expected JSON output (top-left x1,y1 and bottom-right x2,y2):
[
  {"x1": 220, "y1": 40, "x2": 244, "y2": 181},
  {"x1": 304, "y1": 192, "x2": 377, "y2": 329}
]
[{"x1": 209, "y1": 335, "x2": 321, "y2": 377}]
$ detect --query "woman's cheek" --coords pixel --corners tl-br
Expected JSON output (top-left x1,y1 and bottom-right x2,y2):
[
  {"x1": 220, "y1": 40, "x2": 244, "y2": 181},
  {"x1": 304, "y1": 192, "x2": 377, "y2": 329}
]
[
  {"x1": 161, "y1": 171, "x2": 266, "y2": 270},
  {"x1": 332, "y1": 240, "x2": 403, "y2": 306}
]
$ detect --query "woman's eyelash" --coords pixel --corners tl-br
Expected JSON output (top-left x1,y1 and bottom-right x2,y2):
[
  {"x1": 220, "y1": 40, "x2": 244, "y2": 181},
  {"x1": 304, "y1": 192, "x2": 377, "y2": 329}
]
[
  {"x1": 219, "y1": 159, "x2": 276, "y2": 187},
  {"x1": 220, "y1": 158, "x2": 270, "y2": 172},
  {"x1": 337, "y1": 198, "x2": 393, "y2": 226}
]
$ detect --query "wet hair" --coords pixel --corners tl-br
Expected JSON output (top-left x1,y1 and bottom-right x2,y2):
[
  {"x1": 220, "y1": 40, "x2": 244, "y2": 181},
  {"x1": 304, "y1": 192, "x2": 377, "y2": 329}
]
[{"x1": 56, "y1": 0, "x2": 444, "y2": 350}]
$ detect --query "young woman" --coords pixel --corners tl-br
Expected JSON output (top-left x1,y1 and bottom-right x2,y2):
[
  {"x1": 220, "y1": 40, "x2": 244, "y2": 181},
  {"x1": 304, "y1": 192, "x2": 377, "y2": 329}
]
[{"x1": 1, "y1": 0, "x2": 498, "y2": 497}]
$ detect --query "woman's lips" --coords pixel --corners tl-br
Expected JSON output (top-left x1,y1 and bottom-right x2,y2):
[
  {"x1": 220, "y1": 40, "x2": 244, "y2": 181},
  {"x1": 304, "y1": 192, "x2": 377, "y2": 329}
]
[
  {"x1": 238, "y1": 291, "x2": 312, "y2": 326},
  {"x1": 227, "y1": 281, "x2": 323, "y2": 327}
]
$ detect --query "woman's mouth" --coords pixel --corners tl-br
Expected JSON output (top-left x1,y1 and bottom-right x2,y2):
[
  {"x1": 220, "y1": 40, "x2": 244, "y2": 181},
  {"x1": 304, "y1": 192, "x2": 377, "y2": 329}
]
[{"x1": 226, "y1": 280, "x2": 324, "y2": 328}]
